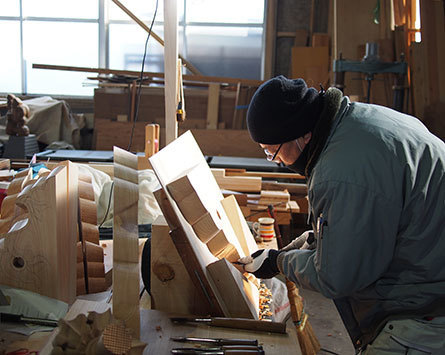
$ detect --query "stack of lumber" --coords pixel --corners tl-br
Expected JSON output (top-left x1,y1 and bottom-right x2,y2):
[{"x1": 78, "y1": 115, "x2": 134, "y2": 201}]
[
  {"x1": 212, "y1": 168, "x2": 262, "y2": 193},
  {"x1": 259, "y1": 190, "x2": 290, "y2": 206}
]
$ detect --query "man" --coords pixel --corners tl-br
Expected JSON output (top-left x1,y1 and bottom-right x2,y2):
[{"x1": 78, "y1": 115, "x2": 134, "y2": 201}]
[{"x1": 237, "y1": 75, "x2": 445, "y2": 354}]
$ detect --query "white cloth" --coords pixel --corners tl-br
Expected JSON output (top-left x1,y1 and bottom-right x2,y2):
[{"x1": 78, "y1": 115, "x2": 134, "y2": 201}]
[{"x1": 78, "y1": 164, "x2": 162, "y2": 228}]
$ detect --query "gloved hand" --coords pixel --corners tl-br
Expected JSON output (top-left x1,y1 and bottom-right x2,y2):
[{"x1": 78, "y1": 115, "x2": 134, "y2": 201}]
[
  {"x1": 280, "y1": 230, "x2": 315, "y2": 251},
  {"x1": 236, "y1": 249, "x2": 282, "y2": 279}
]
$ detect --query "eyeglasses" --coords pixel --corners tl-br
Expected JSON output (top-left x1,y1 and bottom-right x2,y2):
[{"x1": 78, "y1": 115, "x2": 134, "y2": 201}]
[{"x1": 264, "y1": 143, "x2": 283, "y2": 162}]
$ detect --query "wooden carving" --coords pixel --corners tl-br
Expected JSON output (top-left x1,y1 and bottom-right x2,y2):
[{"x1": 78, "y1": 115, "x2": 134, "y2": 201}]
[
  {"x1": 113, "y1": 146, "x2": 140, "y2": 338},
  {"x1": 150, "y1": 131, "x2": 259, "y2": 319},
  {"x1": 6, "y1": 94, "x2": 30, "y2": 136},
  {"x1": 51, "y1": 309, "x2": 146, "y2": 355},
  {"x1": 77, "y1": 170, "x2": 106, "y2": 295},
  {"x1": 0, "y1": 165, "x2": 77, "y2": 304},
  {"x1": 0, "y1": 168, "x2": 33, "y2": 234}
]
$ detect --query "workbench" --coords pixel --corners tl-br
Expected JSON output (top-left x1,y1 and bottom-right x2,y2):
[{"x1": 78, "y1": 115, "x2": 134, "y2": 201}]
[{"x1": 37, "y1": 299, "x2": 301, "y2": 354}]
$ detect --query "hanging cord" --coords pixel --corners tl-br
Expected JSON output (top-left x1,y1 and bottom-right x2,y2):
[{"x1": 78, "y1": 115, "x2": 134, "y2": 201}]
[
  {"x1": 127, "y1": 0, "x2": 159, "y2": 152},
  {"x1": 100, "y1": 0, "x2": 159, "y2": 229}
]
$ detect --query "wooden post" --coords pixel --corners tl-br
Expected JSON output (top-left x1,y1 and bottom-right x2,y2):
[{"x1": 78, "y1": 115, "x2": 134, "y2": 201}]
[
  {"x1": 164, "y1": 0, "x2": 179, "y2": 145},
  {"x1": 112, "y1": 147, "x2": 140, "y2": 338},
  {"x1": 206, "y1": 83, "x2": 220, "y2": 129},
  {"x1": 264, "y1": 0, "x2": 277, "y2": 79}
]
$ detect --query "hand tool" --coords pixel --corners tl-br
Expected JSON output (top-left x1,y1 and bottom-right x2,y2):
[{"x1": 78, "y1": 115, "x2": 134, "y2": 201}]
[
  {"x1": 170, "y1": 316, "x2": 286, "y2": 334},
  {"x1": 170, "y1": 337, "x2": 258, "y2": 347},
  {"x1": 0, "y1": 312, "x2": 58, "y2": 327},
  {"x1": 171, "y1": 349, "x2": 264, "y2": 355},
  {"x1": 171, "y1": 345, "x2": 265, "y2": 354}
]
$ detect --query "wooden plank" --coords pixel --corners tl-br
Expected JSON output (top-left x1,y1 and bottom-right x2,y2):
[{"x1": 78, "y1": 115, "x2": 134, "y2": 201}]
[
  {"x1": 113, "y1": 147, "x2": 140, "y2": 337},
  {"x1": 164, "y1": 0, "x2": 179, "y2": 144},
  {"x1": 95, "y1": 120, "x2": 264, "y2": 157},
  {"x1": 0, "y1": 166, "x2": 77, "y2": 304},
  {"x1": 221, "y1": 195, "x2": 258, "y2": 257},
  {"x1": 212, "y1": 168, "x2": 262, "y2": 192},
  {"x1": 207, "y1": 258, "x2": 259, "y2": 319},
  {"x1": 206, "y1": 83, "x2": 220, "y2": 129},
  {"x1": 33, "y1": 64, "x2": 263, "y2": 87}
]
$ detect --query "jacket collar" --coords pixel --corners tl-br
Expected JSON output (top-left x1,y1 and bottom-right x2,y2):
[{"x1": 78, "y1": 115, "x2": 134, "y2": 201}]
[{"x1": 305, "y1": 87, "x2": 348, "y2": 176}]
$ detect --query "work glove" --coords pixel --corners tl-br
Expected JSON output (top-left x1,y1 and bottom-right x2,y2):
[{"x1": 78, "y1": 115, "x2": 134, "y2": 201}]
[
  {"x1": 280, "y1": 230, "x2": 315, "y2": 251},
  {"x1": 236, "y1": 249, "x2": 282, "y2": 279}
]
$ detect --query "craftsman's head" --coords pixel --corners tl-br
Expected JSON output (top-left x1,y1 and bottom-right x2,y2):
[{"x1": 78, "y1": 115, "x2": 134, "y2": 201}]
[{"x1": 246, "y1": 76, "x2": 323, "y2": 166}]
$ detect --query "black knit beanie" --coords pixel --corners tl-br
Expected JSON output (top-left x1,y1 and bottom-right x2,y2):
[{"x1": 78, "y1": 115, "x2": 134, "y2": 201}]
[{"x1": 247, "y1": 76, "x2": 324, "y2": 144}]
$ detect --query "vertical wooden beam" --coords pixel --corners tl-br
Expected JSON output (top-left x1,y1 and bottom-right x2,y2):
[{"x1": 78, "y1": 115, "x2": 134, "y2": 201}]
[
  {"x1": 164, "y1": 0, "x2": 179, "y2": 145},
  {"x1": 420, "y1": 0, "x2": 439, "y2": 104},
  {"x1": 206, "y1": 83, "x2": 220, "y2": 129},
  {"x1": 112, "y1": 147, "x2": 140, "y2": 338},
  {"x1": 264, "y1": 0, "x2": 277, "y2": 79},
  {"x1": 434, "y1": 0, "x2": 445, "y2": 102}
]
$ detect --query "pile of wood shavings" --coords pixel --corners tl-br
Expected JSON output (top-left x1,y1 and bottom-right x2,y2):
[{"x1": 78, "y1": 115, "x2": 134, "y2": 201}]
[{"x1": 258, "y1": 283, "x2": 273, "y2": 320}]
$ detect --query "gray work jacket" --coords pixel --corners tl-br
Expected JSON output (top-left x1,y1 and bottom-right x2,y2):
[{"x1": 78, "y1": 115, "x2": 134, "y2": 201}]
[{"x1": 279, "y1": 97, "x2": 445, "y2": 349}]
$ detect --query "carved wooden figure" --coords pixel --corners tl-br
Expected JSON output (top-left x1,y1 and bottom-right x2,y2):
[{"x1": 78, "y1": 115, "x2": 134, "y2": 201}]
[{"x1": 6, "y1": 94, "x2": 30, "y2": 136}]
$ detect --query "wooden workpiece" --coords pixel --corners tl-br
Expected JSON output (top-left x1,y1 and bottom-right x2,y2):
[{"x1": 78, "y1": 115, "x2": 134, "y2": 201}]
[
  {"x1": 77, "y1": 170, "x2": 106, "y2": 295},
  {"x1": 112, "y1": 146, "x2": 141, "y2": 338},
  {"x1": 150, "y1": 131, "x2": 259, "y2": 319},
  {"x1": 0, "y1": 165, "x2": 77, "y2": 304}
]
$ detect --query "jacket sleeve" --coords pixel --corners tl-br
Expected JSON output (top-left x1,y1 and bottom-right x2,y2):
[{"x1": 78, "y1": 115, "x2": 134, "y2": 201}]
[{"x1": 279, "y1": 180, "x2": 400, "y2": 299}]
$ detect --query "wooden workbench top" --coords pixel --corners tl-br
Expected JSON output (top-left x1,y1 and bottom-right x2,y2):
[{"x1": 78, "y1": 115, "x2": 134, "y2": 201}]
[{"x1": 39, "y1": 299, "x2": 301, "y2": 354}]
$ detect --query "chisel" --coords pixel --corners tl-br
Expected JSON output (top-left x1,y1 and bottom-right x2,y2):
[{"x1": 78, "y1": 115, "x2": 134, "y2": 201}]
[
  {"x1": 170, "y1": 316, "x2": 286, "y2": 334},
  {"x1": 0, "y1": 312, "x2": 58, "y2": 327}
]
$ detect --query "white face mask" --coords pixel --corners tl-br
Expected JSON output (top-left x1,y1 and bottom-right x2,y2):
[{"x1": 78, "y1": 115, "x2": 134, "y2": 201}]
[
  {"x1": 296, "y1": 139, "x2": 304, "y2": 153},
  {"x1": 286, "y1": 138, "x2": 309, "y2": 176}
]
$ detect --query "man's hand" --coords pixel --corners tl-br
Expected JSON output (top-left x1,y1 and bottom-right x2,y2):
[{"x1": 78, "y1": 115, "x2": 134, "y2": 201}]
[{"x1": 235, "y1": 249, "x2": 282, "y2": 279}]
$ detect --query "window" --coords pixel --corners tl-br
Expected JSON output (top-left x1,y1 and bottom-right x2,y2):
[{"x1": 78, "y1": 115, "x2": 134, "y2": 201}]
[{"x1": 0, "y1": 0, "x2": 265, "y2": 97}]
